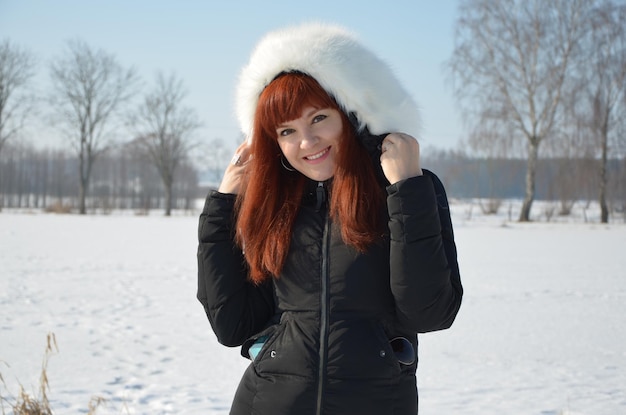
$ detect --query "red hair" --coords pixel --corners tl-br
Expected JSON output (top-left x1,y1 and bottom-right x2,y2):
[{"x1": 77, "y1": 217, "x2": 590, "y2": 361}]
[{"x1": 236, "y1": 72, "x2": 384, "y2": 284}]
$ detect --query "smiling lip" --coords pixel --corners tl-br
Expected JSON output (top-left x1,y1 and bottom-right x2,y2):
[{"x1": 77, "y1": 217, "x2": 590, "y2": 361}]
[{"x1": 304, "y1": 147, "x2": 330, "y2": 162}]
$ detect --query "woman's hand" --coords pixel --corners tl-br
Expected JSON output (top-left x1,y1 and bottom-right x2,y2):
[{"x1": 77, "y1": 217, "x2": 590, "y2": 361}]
[
  {"x1": 380, "y1": 133, "x2": 423, "y2": 184},
  {"x1": 218, "y1": 141, "x2": 252, "y2": 194}
]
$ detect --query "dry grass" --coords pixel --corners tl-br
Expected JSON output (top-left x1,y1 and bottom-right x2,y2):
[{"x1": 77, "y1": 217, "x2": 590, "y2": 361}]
[
  {"x1": 43, "y1": 202, "x2": 73, "y2": 214},
  {"x1": 0, "y1": 333, "x2": 108, "y2": 415}
]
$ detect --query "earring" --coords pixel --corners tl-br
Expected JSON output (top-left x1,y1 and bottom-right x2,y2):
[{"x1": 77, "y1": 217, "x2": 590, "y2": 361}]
[{"x1": 280, "y1": 156, "x2": 296, "y2": 172}]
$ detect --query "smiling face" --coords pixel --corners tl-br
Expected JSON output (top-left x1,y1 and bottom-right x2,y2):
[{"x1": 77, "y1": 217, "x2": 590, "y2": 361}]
[{"x1": 276, "y1": 106, "x2": 344, "y2": 181}]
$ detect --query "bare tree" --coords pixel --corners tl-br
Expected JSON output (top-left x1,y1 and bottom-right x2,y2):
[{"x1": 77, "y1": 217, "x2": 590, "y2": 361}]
[
  {"x1": 0, "y1": 39, "x2": 37, "y2": 210},
  {"x1": 582, "y1": 1, "x2": 626, "y2": 223},
  {"x1": 130, "y1": 72, "x2": 200, "y2": 216},
  {"x1": 49, "y1": 39, "x2": 138, "y2": 214},
  {"x1": 447, "y1": 0, "x2": 592, "y2": 221}
]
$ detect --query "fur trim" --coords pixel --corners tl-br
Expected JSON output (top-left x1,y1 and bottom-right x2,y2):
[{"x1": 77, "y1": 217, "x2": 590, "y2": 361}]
[{"x1": 235, "y1": 22, "x2": 420, "y2": 138}]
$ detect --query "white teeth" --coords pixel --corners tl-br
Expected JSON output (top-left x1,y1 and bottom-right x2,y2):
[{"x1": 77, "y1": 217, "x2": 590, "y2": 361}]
[{"x1": 306, "y1": 148, "x2": 329, "y2": 160}]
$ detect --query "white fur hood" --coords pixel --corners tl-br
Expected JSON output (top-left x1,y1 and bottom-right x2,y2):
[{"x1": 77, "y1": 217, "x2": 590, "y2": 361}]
[{"x1": 235, "y1": 22, "x2": 421, "y2": 139}]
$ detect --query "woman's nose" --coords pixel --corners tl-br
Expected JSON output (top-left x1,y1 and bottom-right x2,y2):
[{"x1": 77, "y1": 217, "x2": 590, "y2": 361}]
[{"x1": 300, "y1": 129, "x2": 319, "y2": 148}]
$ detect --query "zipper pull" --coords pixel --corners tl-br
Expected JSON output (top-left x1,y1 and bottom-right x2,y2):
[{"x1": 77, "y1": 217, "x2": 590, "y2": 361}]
[{"x1": 315, "y1": 182, "x2": 326, "y2": 212}]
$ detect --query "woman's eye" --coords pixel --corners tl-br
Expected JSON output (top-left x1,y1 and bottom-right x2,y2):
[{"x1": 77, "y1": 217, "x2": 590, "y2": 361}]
[
  {"x1": 279, "y1": 128, "x2": 294, "y2": 137},
  {"x1": 312, "y1": 114, "x2": 327, "y2": 123}
]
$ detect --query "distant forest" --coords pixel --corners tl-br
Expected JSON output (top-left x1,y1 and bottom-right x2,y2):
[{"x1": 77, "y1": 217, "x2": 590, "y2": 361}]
[
  {"x1": 423, "y1": 153, "x2": 626, "y2": 203},
  {"x1": 1, "y1": 141, "x2": 624, "y2": 219}
]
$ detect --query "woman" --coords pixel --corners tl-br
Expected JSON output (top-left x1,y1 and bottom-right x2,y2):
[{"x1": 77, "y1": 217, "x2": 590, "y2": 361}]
[{"x1": 197, "y1": 23, "x2": 462, "y2": 415}]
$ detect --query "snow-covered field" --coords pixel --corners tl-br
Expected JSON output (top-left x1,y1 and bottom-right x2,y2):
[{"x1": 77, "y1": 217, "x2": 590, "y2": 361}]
[{"x1": 1, "y1": 202, "x2": 625, "y2": 414}]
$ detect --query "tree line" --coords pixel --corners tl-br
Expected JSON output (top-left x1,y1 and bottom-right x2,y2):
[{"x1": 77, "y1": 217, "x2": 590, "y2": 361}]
[
  {"x1": 3, "y1": 138, "x2": 624, "y2": 221},
  {"x1": 2, "y1": 0, "x2": 625, "y2": 222},
  {"x1": 423, "y1": 147, "x2": 625, "y2": 218},
  {"x1": 0, "y1": 140, "x2": 200, "y2": 214}
]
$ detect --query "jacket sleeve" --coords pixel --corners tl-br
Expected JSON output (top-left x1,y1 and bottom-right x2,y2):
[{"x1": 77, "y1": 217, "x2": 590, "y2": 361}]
[
  {"x1": 386, "y1": 170, "x2": 463, "y2": 333},
  {"x1": 196, "y1": 191, "x2": 275, "y2": 347}
]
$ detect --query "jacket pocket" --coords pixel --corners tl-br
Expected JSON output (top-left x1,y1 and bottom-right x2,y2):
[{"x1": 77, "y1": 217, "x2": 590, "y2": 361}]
[
  {"x1": 326, "y1": 320, "x2": 402, "y2": 381},
  {"x1": 241, "y1": 324, "x2": 281, "y2": 360},
  {"x1": 252, "y1": 318, "x2": 317, "y2": 381}
]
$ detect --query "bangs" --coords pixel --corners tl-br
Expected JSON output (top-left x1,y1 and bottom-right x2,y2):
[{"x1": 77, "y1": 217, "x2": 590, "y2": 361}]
[{"x1": 256, "y1": 72, "x2": 340, "y2": 138}]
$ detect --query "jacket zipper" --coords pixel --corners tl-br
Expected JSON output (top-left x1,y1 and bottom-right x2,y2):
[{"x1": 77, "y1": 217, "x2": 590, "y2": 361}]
[{"x1": 316, "y1": 182, "x2": 330, "y2": 415}]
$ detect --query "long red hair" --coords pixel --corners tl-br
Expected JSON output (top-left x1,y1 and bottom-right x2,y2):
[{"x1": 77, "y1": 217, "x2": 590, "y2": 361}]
[{"x1": 235, "y1": 72, "x2": 384, "y2": 284}]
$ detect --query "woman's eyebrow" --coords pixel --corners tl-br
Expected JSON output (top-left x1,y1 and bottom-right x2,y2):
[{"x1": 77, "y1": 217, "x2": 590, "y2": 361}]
[{"x1": 277, "y1": 107, "x2": 322, "y2": 129}]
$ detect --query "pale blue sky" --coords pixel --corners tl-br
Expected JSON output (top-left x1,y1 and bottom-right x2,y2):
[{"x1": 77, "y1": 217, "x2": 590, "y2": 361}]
[{"x1": 0, "y1": 0, "x2": 465, "y2": 150}]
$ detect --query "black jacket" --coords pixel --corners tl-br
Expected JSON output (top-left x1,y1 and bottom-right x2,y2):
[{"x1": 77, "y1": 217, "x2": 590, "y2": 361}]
[{"x1": 197, "y1": 161, "x2": 463, "y2": 414}]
